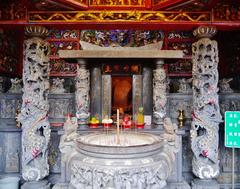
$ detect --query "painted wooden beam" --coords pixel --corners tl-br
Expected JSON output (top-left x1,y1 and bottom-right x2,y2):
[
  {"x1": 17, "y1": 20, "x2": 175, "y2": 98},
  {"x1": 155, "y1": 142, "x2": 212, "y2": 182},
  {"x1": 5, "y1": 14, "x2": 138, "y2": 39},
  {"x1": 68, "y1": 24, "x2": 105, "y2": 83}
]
[{"x1": 59, "y1": 50, "x2": 184, "y2": 59}]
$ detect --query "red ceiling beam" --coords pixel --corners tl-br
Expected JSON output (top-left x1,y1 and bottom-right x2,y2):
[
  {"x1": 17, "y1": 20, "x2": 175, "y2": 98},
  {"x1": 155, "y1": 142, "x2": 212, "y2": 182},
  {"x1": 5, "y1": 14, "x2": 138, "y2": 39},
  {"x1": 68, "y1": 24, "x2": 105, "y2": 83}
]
[
  {"x1": 208, "y1": 0, "x2": 220, "y2": 10},
  {"x1": 1, "y1": 20, "x2": 240, "y2": 31},
  {"x1": 50, "y1": 0, "x2": 88, "y2": 10},
  {"x1": 153, "y1": 0, "x2": 193, "y2": 10}
]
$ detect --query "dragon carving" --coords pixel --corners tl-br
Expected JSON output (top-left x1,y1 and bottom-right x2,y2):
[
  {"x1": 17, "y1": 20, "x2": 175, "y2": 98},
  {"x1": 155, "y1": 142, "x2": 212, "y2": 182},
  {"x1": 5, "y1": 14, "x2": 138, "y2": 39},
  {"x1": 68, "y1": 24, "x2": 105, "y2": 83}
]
[
  {"x1": 191, "y1": 36, "x2": 222, "y2": 179},
  {"x1": 18, "y1": 37, "x2": 51, "y2": 181},
  {"x1": 75, "y1": 63, "x2": 90, "y2": 124},
  {"x1": 153, "y1": 63, "x2": 167, "y2": 125}
]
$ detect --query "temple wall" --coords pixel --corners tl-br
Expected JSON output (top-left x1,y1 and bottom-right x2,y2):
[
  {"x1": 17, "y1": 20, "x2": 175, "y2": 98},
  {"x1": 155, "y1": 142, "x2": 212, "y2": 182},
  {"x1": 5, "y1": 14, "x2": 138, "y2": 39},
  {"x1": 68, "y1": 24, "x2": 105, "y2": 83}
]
[{"x1": 0, "y1": 93, "x2": 240, "y2": 188}]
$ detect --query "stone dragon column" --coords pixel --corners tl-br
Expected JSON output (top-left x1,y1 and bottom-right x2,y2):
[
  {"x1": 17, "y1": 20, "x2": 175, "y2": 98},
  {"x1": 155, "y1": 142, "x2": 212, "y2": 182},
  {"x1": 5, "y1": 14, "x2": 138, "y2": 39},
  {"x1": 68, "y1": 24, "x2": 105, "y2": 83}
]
[
  {"x1": 191, "y1": 26, "x2": 222, "y2": 189},
  {"x1": 75, "y1": 59, "x2": 90, "y2": 125},
  {"x1": 18, "y1": 26, "x2": 51, "y2": 189},
  {"x1": 153, "y1": 59, "x2": 167, "y2": 127}
]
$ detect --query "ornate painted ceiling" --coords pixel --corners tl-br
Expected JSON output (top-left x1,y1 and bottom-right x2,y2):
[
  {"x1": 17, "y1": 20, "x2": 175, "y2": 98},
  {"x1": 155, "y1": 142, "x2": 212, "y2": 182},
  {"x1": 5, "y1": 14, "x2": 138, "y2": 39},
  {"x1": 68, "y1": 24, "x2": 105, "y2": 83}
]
[{"x1": 0, "y1": 0, "x2": 240, "y2": 30}]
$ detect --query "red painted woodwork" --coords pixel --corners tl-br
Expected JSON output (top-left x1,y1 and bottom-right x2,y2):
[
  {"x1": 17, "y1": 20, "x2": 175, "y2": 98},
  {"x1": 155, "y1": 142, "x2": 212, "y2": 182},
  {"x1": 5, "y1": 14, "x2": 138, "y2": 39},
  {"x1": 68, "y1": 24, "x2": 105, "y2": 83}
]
[
  {"x1": 50, "y1": 0, "x2": 88, "y2": 10},
  {"x1": 153, "y1": 0, "x2": 192, "y2": 10},
  {"x1": 1, "y1": 21, "x2": 240, "y2": 31}
]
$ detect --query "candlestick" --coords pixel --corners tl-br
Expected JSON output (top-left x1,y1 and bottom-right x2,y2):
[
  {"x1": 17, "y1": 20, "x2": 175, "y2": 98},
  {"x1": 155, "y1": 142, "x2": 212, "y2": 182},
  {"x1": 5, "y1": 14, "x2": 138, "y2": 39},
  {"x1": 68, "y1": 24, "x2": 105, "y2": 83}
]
[
  {"x1": 117, "y1": 109, "x2": 120, "y2": 144},
  {"x1": 178, "y1": 109, "x2": 185, "y2": 128}
]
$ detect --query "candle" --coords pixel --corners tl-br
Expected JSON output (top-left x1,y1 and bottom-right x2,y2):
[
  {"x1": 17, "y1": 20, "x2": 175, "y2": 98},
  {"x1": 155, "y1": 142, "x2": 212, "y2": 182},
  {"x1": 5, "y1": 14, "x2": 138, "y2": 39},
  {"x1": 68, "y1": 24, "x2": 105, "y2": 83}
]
[{"x1": 117, "y1": 109, "x2": 120, "y2": 144}]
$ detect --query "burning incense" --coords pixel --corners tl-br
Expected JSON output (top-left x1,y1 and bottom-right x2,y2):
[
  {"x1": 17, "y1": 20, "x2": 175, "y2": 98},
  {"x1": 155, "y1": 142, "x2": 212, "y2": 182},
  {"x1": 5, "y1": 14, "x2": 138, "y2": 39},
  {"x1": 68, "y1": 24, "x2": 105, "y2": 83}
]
[{"x1": 117, "y1": 109, "x2": 120, "y2": 144}]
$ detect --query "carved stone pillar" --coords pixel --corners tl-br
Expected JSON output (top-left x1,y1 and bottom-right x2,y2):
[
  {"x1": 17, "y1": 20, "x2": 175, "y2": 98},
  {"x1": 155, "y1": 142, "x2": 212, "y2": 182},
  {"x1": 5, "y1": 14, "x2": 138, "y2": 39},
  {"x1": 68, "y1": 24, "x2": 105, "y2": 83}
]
[
  {"x1": 75, "y1": 59, "x2": 90, "y2": 124},
  {"x1": 191, "y1": 26, "x2": 222, "y2": 189},
  {"x1": 90, "y1": 65, "x2": 102, "y2": 120},
  {"x1": 19, "y1": 26, "x2": 51, "y2": 189},
  {"x1": 153, "y1": 59, "x2": 167, "y2": 126},
  {"x1": 143, "y1": 66, "x2": 153, "y2": 115}
]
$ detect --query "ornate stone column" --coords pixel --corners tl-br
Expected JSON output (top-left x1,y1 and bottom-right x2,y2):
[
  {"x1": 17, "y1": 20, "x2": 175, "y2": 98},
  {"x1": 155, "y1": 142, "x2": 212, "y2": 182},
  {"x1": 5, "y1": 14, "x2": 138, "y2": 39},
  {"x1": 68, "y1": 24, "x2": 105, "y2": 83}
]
[
  {"x1": 191, "y1": 26, "x2": 222, "y2": 189},
  {"x1": 153, "y1": 59, "x2": 167, "y2": 126},
  {"x1": 90, "y1": 65, "x2": 102, "y2": 120},
  {"x1": 19, "y1": 26, "x2": 51, "y2": 189},
  {"x1": 143, "y1": 66, "x2": 153, "y2": 115},
  {"x1": 75, "y1": 59, "x2": 90, "y2": 124}
]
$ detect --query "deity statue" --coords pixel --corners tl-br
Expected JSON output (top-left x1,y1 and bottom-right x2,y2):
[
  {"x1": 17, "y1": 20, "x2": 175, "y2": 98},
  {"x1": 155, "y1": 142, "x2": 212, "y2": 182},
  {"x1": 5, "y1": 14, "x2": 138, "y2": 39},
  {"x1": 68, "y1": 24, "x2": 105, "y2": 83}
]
[
  {"x1": 7, "y1": 78, "x2": 22, "y2": 93},
  {"x1": 219, "y1": 78, "x2": 234, "y2": 93},
  {"x1": 50, "y1": 78, "x2": 66, "y2": 94}
]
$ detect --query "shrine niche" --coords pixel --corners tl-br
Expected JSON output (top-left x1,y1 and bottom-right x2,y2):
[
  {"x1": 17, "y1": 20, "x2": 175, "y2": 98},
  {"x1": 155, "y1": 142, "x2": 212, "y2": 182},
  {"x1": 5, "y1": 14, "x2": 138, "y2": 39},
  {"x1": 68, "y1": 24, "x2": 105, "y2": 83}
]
[
  {"x1": 112, "y1": 76, "x2": 132, "y2": 114},
  {"x1": 100, "y1": 60, "x2": 143, "y2": 120}
]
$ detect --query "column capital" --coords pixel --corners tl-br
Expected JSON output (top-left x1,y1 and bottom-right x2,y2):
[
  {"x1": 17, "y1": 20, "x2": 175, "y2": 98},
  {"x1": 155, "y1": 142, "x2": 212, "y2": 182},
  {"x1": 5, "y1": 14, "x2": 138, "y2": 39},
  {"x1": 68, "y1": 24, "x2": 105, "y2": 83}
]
[
  {"x1": 193, "y1": 26, "x2": 217, "y2": 39},
  {"x1": 25, "y1": 25, "x2": 49, "y2": 38}
]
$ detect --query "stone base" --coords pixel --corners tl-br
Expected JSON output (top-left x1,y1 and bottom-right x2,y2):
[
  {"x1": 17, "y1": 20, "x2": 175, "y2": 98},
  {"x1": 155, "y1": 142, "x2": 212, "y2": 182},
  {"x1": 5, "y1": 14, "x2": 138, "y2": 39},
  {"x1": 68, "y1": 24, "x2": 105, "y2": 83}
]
[
  {"x1": 219, "y1": 183, "x2": 240, "y2": 189},
  {"x1": 77, "y1": 123, "x2": 89, "y2": 129},
  {"x1": 21, "y1": 180, "x2": 50, "y2": 189},
  {"x1": 52, "y1": 183, "x2": 69, "y2": 189},
  {"x1": 164, "y1": 181, "x2": 191, "y2": 189},
  {"x1": 192, "y1": 179, "x2": 220, "y2": 189}
]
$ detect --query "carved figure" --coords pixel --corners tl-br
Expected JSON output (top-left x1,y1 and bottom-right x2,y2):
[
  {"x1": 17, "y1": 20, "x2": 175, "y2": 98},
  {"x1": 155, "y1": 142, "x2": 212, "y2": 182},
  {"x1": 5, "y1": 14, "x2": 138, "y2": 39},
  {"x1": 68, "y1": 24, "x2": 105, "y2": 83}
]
[
  {"x1": 0, "y1": 76, "x2": 3, "y2": 93},
  {"x1": 162, "y1": 117, "x2": 180, "y2": 154},
  {"x1": 191, "y1": 34, "x2": 222, "y2": 179},
  {"x1": 163, "y1": 117, "x2": 177, "y2": 142},
  {"x1": 75, "y1": 64, "x2": 90, "y2": 124},
  {"x1": 7, "y1": 78, "x2": 22, "y2": 93},
  {"x1": 178, "y1": 78, "x2": 192, "y2": 93},
  {"x1": 50, "y1": 78, "x2": 66, "y2": 94},
  {"x1": 59, "y1": 116, "x2": 78, "y2": 162},
  {"x1": 18, "y1": 36, "x2": 51, "y2": 181},
  {"x1": 153, "y1": 65, "x2": 167, "y2": 125},
  {"x1": 219, "y1": 78, "x2": 233, "y2": 93}
]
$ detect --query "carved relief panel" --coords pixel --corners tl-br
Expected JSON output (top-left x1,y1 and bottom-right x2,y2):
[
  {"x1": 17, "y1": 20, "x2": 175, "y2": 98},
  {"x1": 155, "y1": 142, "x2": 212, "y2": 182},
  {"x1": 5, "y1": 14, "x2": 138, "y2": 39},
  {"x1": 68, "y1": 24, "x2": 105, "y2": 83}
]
[{"x1": 49, "y1": 97, "x2": 74, "y2": 119}]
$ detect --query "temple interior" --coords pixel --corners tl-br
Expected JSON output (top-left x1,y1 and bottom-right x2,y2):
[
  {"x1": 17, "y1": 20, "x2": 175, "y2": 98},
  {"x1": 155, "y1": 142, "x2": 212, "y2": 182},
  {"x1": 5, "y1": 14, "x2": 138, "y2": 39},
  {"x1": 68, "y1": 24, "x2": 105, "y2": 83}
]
[{"x1": 0, "y1": 0, "x2": 240, "y2": 189}]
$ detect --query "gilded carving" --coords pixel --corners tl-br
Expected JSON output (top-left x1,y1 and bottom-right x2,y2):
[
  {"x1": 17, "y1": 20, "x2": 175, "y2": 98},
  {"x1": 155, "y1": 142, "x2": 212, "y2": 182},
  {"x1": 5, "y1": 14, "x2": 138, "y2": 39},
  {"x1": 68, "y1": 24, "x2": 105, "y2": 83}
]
[
  {"x1": 89, "y1": 0, "x2": 145, "y2": 6},
  {"x1": 28, "y1": 11, "x2": 211, "y2": 23},
  {"x1": 0, "y1": 1, "x2": 27, "y2": 21}
]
